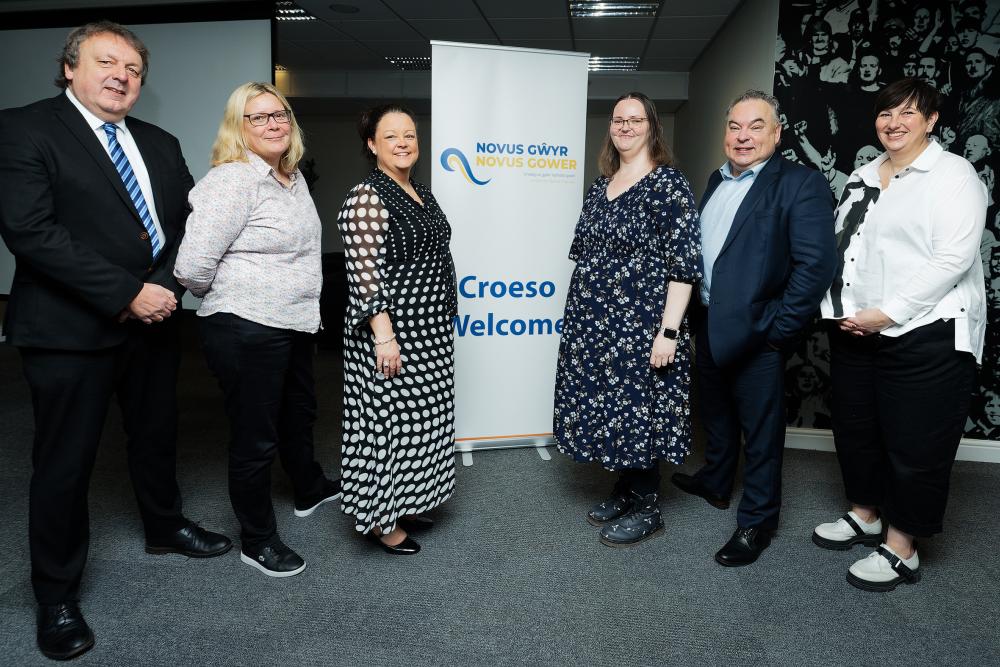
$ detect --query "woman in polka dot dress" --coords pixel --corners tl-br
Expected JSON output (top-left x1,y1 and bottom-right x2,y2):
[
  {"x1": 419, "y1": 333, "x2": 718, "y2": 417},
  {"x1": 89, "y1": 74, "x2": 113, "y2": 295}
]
[{"x1": 336, "y1": 104, "x2": 458, "y2": 555}]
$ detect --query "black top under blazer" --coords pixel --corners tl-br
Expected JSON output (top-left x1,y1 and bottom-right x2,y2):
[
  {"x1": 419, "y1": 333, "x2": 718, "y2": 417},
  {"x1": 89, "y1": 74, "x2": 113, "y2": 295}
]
[
  {"x1": 699, "y1": 155, "x2": 837, "y2": 366},
  {"x1": 0, "y1": 94, "x2": 194, "y2": 350}
]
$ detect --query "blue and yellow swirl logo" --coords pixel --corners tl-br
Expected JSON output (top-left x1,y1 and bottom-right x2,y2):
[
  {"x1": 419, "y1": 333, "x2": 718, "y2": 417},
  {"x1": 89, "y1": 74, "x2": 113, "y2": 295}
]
[{"x1": 440, "y1": 148, "x2": 491, "y2": 185}]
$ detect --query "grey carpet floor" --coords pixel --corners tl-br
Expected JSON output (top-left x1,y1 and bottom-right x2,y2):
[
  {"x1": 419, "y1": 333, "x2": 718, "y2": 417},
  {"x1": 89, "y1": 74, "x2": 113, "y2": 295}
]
[{"x1": 1, "y1": 318, "x2": 999, "y2": 666}]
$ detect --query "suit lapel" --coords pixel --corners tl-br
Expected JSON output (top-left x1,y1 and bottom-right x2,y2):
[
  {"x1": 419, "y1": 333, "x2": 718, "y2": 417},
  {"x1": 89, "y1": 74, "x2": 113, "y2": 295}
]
[
  {"x1": 716, "y1": 157, "x2": 781, "y2": 258},
  {"x1": 52, "y1": 95, "x2": 143, "y2": 226}
]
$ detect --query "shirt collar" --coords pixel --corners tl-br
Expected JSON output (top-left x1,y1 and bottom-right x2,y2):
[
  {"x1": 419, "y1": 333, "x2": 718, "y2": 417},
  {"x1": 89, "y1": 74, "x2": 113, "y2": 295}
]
[
  {"x1": 246, "y1": 150, "x2": 297, "y2": 183},
  {"x1": 719, "y1": 156, "x2": 771, "y2": 181},
  {"x1": 65, "y1": 88, "x2": 126, "y2": 133},
  {"x1": 858, "y1": 138, "x2": 943, "y2": 183}
]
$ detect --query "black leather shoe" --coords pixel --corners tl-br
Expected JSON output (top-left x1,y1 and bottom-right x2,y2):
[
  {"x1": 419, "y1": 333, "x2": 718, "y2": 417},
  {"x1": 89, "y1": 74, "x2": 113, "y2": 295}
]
[
  {"x1": 145, "y1": 522, "x2": 232, "y2": 557},
  {"x1": 398, "y1": 514, "x2": 434, "y2": 532},
  {"x1": 241, "y1": 539, "x2": 307, "y2": 577},
  {"x1": 366, "y1": 532, "x2": 421, "y2": 555},
  {"x1": 599, "y1": 493, "x2": 663, "y2": 547},
  {"x1": 671, "y1": 472, "x2": 730, "y2": 509},
  {"x1": 586, "y1": 489, "x2": 638, "y2": 526},
  {"x1": 37, "y1": 602, "x2": 94, "y2": 661},
  {"x1": 294, "y1": 477, "x2": 343, "y2": 517},
  {"x1": 715, "y1": 527, "x2": 773, "y2": 567}
]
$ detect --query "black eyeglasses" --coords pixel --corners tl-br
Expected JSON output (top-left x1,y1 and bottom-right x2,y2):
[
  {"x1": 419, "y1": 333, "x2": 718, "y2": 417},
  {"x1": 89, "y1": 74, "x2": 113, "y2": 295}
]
[{"x1": 243, "y1": 110, "x2": 291, "y2": 126}]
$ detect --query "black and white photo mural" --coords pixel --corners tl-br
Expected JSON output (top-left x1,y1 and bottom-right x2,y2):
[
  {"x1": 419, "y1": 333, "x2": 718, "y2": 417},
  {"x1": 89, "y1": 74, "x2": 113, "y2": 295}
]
[{"x1": 774, "y1": 0, "x2": 1000, "y2": 437}]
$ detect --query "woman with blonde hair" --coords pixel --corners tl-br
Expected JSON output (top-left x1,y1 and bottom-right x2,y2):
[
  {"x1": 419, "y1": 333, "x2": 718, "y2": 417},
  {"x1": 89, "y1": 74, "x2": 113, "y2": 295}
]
[{"x1": 175, "y1": 82, "x2": 339, "y2": 577}]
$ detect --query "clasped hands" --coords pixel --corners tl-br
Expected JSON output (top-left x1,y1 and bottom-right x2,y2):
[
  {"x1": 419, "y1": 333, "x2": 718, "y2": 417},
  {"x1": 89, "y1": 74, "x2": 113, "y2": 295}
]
[
  {"x1": 839, "y1": 308, "x2": 895, "y2": 336},
  {"x1": 117, "y1": 283, "x2": 177, "y2": 324}
]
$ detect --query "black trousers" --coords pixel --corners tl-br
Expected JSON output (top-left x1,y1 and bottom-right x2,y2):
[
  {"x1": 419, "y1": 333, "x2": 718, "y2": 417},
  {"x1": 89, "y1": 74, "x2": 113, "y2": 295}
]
[
  {"x1": 829, "y1": 319, "x2": 975, "y2": 537},
  {"x1": 200, "y1": 313, "x2": 325, "y2": 548},
  {"x1": 693, "y1": 314, "x2": 787, "y2": 530},
  {"x1": 21, "y1": 321, "x2": 186, "y2": 605}
]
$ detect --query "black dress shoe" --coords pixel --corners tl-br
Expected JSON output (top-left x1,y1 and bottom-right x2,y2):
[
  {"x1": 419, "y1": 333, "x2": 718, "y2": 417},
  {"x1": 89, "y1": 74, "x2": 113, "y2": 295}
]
[
  {"x1": 145, "y1": 522, "x2": 232, "y2": 557},
  {"x1": 715, "y1": 527, "x2": 773, "y2": 567},
  {"x1": 671, "y1": 472, "x2": 730, "y2": 509},
  {"x1": 398, "y1": 514, "x2": 434, "y2": 532},
  {"x1": 587, "y1": 489, "x2": 638, "y2": 526},
  {"x1": 37, "y1": 602, "x2": 94, "y2": 661},
  {"x1": 366, "y1": 532, "x2": 421, "y2": 555}
]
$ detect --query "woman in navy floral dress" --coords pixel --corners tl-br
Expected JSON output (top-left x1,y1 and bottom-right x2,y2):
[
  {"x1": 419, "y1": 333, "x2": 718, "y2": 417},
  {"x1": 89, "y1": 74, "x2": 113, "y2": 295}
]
[{"x1": 553, "y1": 92, "x2": 702, "y2": 547}]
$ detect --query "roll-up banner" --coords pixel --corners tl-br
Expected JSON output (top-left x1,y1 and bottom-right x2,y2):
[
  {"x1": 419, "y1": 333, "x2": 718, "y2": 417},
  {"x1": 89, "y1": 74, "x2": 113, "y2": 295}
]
[{"x1": 431, "y1": 41, "x2": 589, "y2": 451}]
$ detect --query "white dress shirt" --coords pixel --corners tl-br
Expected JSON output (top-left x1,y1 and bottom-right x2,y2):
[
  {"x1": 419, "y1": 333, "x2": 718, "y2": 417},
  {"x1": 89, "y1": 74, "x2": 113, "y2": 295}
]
[
  {"x1": 820, "y1": 140, "x2": 988, "y2": 361},
  {"x1": 65, "y1": 88, "x2": 166, "y2": 243}
]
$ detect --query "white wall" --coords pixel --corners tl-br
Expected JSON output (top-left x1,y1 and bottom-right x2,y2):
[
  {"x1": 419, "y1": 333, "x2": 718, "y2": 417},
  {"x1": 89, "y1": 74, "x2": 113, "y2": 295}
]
[
  {"x1": 301, "y1": 111, "x2": 675, "y2": 253},
  {"x1": 674, "y1": 0, "x2": 780, "y2": 199}
]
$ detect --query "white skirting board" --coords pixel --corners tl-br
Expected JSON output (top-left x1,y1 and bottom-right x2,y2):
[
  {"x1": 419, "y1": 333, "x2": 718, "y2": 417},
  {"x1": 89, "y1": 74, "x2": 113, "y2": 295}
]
[
  {"x1": 785, "y1": 427, "x2": 1000, "y2": 464},
  {"x1": 457, "y1": 430, "x2": 1000, "y2": 464}
]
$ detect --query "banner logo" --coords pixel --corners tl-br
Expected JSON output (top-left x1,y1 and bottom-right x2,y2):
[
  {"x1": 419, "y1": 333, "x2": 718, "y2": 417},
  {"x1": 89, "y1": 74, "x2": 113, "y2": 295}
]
[{"x1": 440, "y1": 148, "x2": 491, "y2": 185}]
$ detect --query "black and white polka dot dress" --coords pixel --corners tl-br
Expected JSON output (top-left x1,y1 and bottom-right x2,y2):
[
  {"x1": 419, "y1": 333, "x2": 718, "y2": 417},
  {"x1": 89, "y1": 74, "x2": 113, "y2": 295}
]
[{"x1": 337, "y1": 167, "x2": 458, "y2": 535}]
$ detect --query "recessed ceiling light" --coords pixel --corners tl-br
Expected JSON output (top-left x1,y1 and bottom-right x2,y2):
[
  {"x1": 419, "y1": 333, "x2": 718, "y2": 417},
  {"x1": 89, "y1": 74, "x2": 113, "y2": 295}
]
[
  {"x1": 275, "y1": 1, "x2": 316, "y2": 21},
  {"x1": 386, "y1": 56, "x2": 431, "y2": 71},
  {"x1": 274, "y1": 64, "x2": 288, "y2": 71},
  {"x1": 329, "y1": 3, "x2": 360, "y2": 12},
  {"x1": 570, "y1": 1, "x2": 661, "y2": 18},
  {"x1": 588, "y1": 56, "x2": 640, "y2": 71}
]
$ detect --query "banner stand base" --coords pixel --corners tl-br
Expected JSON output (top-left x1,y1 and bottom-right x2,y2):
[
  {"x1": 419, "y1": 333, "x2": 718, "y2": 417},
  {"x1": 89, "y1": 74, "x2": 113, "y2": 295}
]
[{"x1": 456, "y1": 436, "x2": 556, "y2": 466}]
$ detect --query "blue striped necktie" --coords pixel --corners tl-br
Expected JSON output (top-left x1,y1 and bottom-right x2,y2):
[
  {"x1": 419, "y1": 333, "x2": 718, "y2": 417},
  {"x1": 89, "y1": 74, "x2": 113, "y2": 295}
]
[{"x1": 101, "y1": 122, "x2": 161, "y2": 260}]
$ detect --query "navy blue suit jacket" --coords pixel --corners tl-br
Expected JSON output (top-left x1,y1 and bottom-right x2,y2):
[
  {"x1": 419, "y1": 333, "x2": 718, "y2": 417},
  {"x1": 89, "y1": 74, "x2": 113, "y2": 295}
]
[{"x1": 699, "y1": 155, "x2": 836, "y2": 366}]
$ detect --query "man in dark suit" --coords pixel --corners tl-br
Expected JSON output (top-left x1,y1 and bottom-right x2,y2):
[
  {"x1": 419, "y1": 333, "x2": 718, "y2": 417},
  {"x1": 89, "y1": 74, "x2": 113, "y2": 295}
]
[
  {"x1": 672, "y1": 90, "x2": 836, "y2": 566},
  {"x1": 0, "y1": 21, "x2": 230, "y2": 660}
]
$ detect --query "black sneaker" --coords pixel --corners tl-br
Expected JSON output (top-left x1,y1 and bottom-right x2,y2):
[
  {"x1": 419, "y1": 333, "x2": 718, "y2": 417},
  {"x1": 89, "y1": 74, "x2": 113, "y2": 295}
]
[
  {"x1": 294, "y1": 478, "x2": 342, "y2": 517},
  {"x1": 240, "y1": 539, "x2": 306, "y2": 578},
  {"x1": 599, "y1": 493, "x2": 664, "y2": 547}
]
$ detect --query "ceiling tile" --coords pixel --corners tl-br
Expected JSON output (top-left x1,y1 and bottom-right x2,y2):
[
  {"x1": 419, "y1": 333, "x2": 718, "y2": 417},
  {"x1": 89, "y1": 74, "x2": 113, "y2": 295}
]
[
  {"x1": 475, "y1": 0, "x2": 568, "y2": 19},
  {"x1": 659, "y1": 0, "x2": 742, "y2": 17},
  {"x1": 490, "y1": 18, "x2": 571, "y2": 41},
  {"x1": 651, "y1": 14, "x2": 726, "y2": 39},
  {"x1": 297, "y1": 0, "x2": 397, "y2": 20},
  {"x1": 574, "y1": 39, "x2": 646, "y2": 57},
  {"x1": 328, "y1": 19, "x2": 423, "y2": 41},
  {"x1": 571, "y1": 17, "x2": 654, "y2": 40},
  {"x1": 501, "y1": 38, "x2": 577, "y2": 51},
  {"x1": 643, "y1": 39, "x2": 710, "y2": 58},
  {"x1": 640, "y1": 56, "x2": 698, "y2": 71},
  {"x1": 277, "y1": 20, "x2": 349, "y2": 42},
  {"x1": 279, "y1": 40, "x2": 391, "y2": 70},
  {"x1": 383, "y1": 0, "x2": 483, "y2": 20},
  {"x1": 408, "y1": 19, "x2": 499, "y2": 42}
]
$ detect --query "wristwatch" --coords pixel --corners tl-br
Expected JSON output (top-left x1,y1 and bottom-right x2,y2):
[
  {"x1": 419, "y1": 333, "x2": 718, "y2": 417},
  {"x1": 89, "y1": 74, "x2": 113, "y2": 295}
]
[{"x1": 661, "y1": 327, "x2": 679, "y2": 340}]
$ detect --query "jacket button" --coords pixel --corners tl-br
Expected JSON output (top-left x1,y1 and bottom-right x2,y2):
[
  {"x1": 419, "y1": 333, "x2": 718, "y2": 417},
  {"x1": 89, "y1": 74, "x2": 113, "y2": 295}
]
[{"x1": 139, "y1": 232, "x2": 149, "y2": 240}]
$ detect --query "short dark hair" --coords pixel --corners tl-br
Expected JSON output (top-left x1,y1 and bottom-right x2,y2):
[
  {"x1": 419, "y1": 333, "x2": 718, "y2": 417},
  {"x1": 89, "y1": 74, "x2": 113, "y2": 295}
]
[
  {"x1": 874, "y1": 77, "x2": 942, "y2": 120},
  {"x1": 598, "y1": 91, "x2": 673, "y2": 177},
  {"x1": 55, "y1": 21, "x2": 149, "y2": 89},
  {"x1": 358, "y1": 103, "x2": 417, "y2": 163}
]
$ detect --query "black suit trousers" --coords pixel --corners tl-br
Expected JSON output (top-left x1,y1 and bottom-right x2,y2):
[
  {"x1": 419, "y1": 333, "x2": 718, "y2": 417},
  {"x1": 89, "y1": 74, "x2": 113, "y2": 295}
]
[
  {"x1": 21, "y1": 320, "x2": 186, "y2": 604},
  {"x1": 693, "y1": 312, "x2": 787, "y2": 530},
  {"x1": 199, "y1": 312, "x2": 325, "y2": 549}
]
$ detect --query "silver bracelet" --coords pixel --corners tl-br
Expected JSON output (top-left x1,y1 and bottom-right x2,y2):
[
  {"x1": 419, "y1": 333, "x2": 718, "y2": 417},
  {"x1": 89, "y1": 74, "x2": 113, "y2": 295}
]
[{"x1": 373, "y1": 334, "x2": 396, "y2": 346}]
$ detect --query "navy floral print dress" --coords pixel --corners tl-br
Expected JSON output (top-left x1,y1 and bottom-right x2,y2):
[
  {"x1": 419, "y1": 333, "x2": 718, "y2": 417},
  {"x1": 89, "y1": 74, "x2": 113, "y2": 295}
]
[{"x1": 553, "y1": 165, "x2": 702, "y2": 470}]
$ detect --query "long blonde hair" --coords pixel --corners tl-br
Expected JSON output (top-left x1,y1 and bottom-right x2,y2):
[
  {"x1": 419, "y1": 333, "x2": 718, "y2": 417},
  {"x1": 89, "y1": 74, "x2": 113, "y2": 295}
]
[{"x1": 211, "y1": 82, "x2": 305, "y2": 174}]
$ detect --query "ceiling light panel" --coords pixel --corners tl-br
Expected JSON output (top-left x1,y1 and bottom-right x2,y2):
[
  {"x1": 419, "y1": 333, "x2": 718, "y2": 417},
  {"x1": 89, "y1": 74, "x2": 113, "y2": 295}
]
[
  {"x1": 276, "y1": 1, "x2": 316, "y2": 21},
  {"x1": 588, "y1": 56, "x2": 640, "y2": 71},
  {"x1": 569, "y1": 1, "x2": 661, "y2": 18},
  {"x1": 386, "y1": 56, "x2": 431, "y2": 71}
]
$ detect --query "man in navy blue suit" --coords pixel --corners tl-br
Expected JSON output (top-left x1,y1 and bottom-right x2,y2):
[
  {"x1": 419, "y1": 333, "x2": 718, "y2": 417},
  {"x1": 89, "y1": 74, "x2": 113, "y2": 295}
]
[{"x1": 672, "y1": 90, "x2": 836, "y2": 566}]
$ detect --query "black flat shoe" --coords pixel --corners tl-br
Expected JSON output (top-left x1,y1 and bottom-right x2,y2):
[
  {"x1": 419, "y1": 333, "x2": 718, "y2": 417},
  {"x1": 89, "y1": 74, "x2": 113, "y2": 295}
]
[
  {"x1": 37, "y1": 602, "x2": 94, "y2": 661},
  {"x1": 146, "y1": 522, "x2": 232, "y2": 557},
  {"x1": 715, "y1": 526, "x2": 773, "y2": 567},
  {"x1": 398, "y1": 515, "x2": 434, "y2": 532},
  {"x1": 671, "y1": 472, "x2": 730, "y2": 510},
  {"x1": 366, "y1": 532, "x2": 421, "y2": 555}
]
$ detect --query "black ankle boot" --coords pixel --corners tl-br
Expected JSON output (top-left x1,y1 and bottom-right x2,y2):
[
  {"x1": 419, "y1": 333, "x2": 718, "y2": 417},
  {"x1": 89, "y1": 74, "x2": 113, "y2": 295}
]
[
  {"x1": 598, "y1": 493, "x2": 663, "y2": 547},
  {"x1": 586, "y1": 488, "x2": 638, "y2": 526}
]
